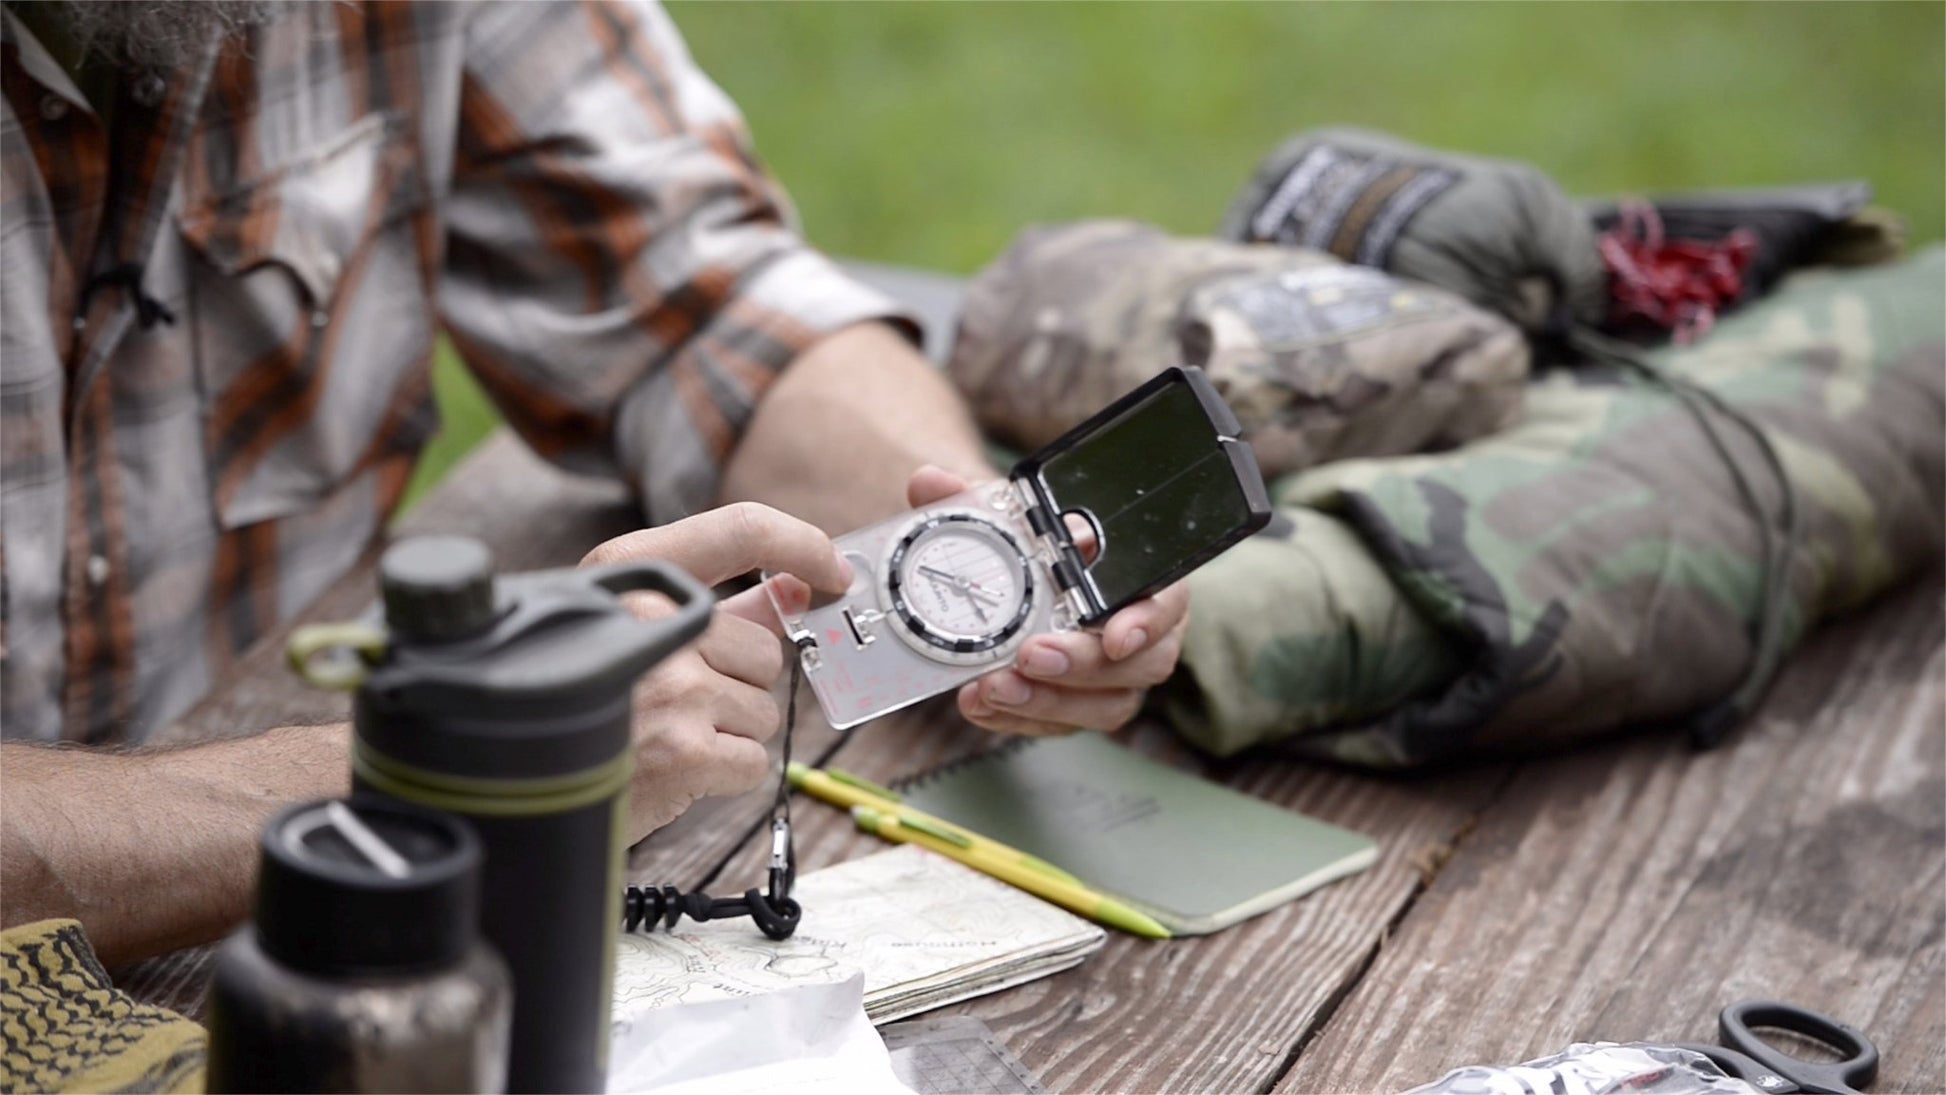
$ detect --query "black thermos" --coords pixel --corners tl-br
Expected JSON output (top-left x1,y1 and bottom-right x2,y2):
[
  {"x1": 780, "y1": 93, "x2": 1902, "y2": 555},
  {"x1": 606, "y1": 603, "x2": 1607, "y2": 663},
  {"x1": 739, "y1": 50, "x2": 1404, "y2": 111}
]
[
  {"x1": 290, "y1": 535, "x2": 712, "y2": 1092},
  {"x1": 206, "y1": 796, "x2": 510, "y2": 1092}
]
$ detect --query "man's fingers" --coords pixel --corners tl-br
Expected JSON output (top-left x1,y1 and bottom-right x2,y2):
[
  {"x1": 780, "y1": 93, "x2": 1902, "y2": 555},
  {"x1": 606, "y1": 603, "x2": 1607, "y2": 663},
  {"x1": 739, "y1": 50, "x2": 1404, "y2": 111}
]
[
  {"x1": 711, "y1": 680, "x2": 782, "y2": 745},
  {"x1": 716, "y1": 577, "x2": 812, "y2": 639},
  {"x1": 697, "y1": 612, "x2": 786, "y2": 689},
  {"x1": 1062, "y1": 512, "x2": 1100, "y2": 562},
  {"x1": 906, "y1": 464, "x2": 971, "y2": 508},
  {"x1": 619, "y1": 590, "x2": 680, "y2": 621},
  {"x1": 956, "y1": 685, "x2": 1086, "y2": 737},
  {"x1": 963, "y1": 670, "x2": 1146, "y2": 732},
  {"x1": 968, "y1": 712, "x2": 1085, "y2": 738},
  {"x1": 626, "y1": 590, "x2": 792, "y2": 674},
  {"x1": 1098, "y1": 580, "x2": 1190, "y2": 662},
  {"x1": 1012, "y1": 617, "x2": 1185, "y2": 689},
  {"x1": 694, "y1": 733, "x2": 773, "y2": 798},
  {"x1": 584, "y1": 501, "x2": 852, "y2": 591}
]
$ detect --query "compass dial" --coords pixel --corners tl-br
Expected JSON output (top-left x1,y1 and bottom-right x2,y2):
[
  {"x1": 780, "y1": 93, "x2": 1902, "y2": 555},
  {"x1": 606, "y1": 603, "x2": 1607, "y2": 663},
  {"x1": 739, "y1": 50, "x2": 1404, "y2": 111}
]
[{"x1": 883, "y1": 512, "x2": 1035, "y2": 663}]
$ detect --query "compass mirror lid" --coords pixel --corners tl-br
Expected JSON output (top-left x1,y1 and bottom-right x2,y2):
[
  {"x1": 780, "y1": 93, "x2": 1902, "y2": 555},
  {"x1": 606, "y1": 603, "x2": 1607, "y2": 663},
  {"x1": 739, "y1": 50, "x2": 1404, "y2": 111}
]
[{"x1": 1008, "y1": 366, "x2": 1272, "y2": 625}]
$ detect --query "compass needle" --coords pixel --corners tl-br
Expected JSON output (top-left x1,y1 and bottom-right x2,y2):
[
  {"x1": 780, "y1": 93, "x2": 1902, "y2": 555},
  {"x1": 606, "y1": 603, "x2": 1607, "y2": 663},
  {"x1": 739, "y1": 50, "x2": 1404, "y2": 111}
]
[{"x1": 919, "y1": 564, "x2": 1004, "y2": 608}]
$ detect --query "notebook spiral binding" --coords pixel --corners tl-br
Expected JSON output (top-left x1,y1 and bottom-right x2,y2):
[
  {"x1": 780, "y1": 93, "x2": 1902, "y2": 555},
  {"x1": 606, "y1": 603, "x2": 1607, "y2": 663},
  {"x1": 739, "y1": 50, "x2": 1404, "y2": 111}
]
[{"x1": 894, "y1": 736, "x2": 1034, "y2": 792}]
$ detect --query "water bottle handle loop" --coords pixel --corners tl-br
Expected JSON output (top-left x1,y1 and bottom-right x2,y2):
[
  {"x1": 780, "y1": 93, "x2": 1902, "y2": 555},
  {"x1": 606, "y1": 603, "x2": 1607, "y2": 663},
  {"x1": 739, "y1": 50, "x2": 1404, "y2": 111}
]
[
  {"x1": 585, "y1": 560, "x2": 715, "y2": 661},
  {"x1": 287, "y1": 622, "x2": 391, "y2": 690}
]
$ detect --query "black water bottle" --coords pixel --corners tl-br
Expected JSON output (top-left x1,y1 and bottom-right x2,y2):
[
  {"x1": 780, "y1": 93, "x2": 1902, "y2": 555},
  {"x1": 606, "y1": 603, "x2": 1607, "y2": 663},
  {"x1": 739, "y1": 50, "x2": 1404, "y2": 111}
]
[
  {"x1": 288, "y1": 535, "x2": 713, "y2": 1093},
  {"x1": 206, "y1": 797, "x2": 510, "y2": 1092}
]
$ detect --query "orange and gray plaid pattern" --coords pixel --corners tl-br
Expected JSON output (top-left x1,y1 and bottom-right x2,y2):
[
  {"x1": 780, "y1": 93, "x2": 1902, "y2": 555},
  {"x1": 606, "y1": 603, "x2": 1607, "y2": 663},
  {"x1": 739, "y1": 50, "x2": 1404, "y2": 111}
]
[{"x1": 0, "y1": 2, "x2": 904, "y2": 744}]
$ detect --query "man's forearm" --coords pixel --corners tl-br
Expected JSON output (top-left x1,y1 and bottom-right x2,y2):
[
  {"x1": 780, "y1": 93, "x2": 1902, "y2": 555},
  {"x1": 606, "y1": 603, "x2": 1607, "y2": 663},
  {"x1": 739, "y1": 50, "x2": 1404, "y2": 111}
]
[
  {"x1": 721, "y1": 322, "x2": 994, "y2": 533},
  {"x1": 0, "y1": 725, "x2": 351, "y2": 968}
]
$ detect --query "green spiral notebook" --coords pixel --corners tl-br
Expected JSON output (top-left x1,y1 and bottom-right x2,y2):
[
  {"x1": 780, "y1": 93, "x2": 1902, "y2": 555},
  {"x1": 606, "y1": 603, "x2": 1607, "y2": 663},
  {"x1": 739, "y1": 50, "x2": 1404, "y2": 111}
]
[{"x1": 896, "y1": 734, "x2": 1376, "y2": 936}]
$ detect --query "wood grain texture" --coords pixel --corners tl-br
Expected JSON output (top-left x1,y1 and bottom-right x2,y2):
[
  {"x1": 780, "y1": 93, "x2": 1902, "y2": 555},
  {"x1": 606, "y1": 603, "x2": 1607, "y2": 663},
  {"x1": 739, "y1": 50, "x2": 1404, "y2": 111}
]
[
  {"x1": 1280, "y1": 572, "x2": 1946, "y2": 1095},
  {"x1": 706, "y1": 708, "x2": 1513, "y2": 1094},
  {"x1": 109, "y1": 332, "x2": 1942, "y2": 1094}
]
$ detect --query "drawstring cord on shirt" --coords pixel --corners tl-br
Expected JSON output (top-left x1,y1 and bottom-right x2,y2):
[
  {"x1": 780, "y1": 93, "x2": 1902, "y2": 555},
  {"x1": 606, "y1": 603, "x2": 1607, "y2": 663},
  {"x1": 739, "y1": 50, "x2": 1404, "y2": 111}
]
[{"x1": 78, "y1": 262, "x2": 177, "y2": 329}]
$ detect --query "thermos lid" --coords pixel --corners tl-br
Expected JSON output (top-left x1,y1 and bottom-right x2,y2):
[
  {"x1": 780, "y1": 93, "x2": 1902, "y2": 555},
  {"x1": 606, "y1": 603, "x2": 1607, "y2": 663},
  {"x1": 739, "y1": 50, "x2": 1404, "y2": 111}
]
[
  {"x1": 380, "y1": 536, "x2": 498, "y2": 642},
  {"x1": 255, "y1": 797, "x2": 482, "y2": 977}
]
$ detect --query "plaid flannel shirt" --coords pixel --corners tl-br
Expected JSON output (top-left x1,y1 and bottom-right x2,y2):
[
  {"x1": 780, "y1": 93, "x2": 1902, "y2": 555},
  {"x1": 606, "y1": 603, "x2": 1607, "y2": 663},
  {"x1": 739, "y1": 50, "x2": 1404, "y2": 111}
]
[{"x1": 1, "y1": 1, "x2": 905, "y2": 744}]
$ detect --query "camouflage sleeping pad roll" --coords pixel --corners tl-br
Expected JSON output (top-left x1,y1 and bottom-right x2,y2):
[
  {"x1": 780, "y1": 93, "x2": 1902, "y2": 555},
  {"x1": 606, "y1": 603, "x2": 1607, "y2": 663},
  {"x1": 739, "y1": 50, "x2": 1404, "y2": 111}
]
[
  {"x1": 1220, "y1": 127, "x2": 1608, "y2": 335},
  {"x1": 1161, "y1": 507, "x2": 1465, "y2": 767},
  {"x1": 948, "y1": 219, "x2": 1530, "y2": 479},
  {"x1": 1165, "y1": 248, "x2": 1945, "y2": 764}
]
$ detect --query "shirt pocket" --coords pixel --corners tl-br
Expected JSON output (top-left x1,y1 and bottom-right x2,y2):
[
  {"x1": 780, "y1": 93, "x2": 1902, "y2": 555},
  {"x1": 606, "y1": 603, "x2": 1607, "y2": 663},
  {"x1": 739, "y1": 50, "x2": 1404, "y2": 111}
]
[{"x1": 177, "y1": 110, "x2": 439, "y2": 529}]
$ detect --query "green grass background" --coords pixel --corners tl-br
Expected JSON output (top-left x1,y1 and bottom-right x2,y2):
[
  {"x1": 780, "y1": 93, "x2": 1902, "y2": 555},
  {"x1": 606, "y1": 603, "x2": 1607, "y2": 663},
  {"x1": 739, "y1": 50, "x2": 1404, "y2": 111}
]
[{"x1": 403, "y1": 1, "x2": 1945, "y2": 508}]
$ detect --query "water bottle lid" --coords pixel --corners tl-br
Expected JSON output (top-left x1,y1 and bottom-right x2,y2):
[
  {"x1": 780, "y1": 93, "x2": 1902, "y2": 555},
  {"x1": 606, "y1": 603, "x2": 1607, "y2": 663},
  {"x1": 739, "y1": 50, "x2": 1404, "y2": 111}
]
[
  {"x1": 255, "y1": 797, "x2": 482, "y2": 977},
  {"x1": 380, "y1": 536, "x2": 497, "y2": 642}
]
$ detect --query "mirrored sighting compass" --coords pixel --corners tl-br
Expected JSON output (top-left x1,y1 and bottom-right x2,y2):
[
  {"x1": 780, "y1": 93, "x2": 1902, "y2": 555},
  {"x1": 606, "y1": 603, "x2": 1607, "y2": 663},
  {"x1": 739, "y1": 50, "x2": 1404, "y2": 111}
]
[{"x1": 766, "y1": 366, "x2": 1272, "y2": 729}]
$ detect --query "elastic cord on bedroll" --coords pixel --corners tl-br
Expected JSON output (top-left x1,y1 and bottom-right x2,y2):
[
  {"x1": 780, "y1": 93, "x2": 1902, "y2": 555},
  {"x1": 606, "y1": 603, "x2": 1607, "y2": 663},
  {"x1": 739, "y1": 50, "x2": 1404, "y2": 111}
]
[{"x1": 1566, "y1": 325, "x2": 1802, "y2": 748}]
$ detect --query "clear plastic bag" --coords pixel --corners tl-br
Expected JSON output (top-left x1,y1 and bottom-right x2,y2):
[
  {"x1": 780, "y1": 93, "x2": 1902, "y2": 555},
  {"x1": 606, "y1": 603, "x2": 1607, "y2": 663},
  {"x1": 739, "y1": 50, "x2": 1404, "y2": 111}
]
[{"x1": 1403, "y1": 1041, "x2": 1766, "y2": 1095}]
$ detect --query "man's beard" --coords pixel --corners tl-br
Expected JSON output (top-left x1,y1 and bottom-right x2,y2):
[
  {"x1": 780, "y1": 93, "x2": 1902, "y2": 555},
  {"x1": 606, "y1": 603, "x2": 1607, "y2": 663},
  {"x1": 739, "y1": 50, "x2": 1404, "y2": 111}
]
[{"x1": 52, "y1": 1, "x2": 284, "y2": 72}]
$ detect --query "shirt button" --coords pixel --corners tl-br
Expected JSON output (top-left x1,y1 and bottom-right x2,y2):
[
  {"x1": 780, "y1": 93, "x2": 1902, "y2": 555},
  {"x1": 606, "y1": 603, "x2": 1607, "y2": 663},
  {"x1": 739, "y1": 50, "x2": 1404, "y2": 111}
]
[
  {"x1": 86, "y1": 554, "x2": 110, "y2": 587},
  {"x1": 39, "y1": 95, "x2": 68, "y2": 121},
  {"x1": 131, "y1": 75, "x2": 167, "y2": 108},
  {"x1": 311, "y1": 309, "x2": 330, "y2": 329}
]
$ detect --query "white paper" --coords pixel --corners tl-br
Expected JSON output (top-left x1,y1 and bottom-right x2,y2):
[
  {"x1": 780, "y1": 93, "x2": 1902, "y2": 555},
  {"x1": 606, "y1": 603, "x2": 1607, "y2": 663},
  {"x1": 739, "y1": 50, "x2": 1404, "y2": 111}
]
[
  {"x1": 606, "y1": 971, "x2": 911, "y2": 1095},
  {"x1": 604, "y1": 847, "x2": 1106, "y2": 1091}
]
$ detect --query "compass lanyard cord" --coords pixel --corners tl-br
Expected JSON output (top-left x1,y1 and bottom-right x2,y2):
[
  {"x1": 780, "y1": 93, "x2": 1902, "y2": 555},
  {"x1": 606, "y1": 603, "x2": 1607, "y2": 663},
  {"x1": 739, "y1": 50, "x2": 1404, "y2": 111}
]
[{"x1": 621, "y1": 649, "x2": 820, "y2": 940}]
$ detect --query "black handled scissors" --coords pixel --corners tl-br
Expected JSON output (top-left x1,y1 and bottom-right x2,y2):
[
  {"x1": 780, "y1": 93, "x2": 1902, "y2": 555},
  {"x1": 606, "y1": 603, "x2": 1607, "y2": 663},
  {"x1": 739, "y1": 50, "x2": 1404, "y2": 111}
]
[{"x1": 1672, "y1": 999, "x2": 1879, "y2": 1094}]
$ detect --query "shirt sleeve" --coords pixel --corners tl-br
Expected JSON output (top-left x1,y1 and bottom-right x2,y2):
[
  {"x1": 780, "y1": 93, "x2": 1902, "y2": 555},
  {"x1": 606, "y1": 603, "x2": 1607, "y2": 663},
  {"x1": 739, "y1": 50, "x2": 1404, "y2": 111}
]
[{"x1": 438, "y1": 0, "x2": 915, "y2": 522}]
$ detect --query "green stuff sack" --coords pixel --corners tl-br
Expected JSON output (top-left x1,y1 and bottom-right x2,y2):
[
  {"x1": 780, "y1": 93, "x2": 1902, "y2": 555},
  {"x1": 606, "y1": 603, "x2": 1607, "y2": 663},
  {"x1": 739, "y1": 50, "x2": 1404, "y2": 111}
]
[
  {"x1": 948, "y1": 219, "x2": 1529, "y2": 479},
  {"x1": 1220, "y1": 127, "x2": 1608, "y2": 335}
]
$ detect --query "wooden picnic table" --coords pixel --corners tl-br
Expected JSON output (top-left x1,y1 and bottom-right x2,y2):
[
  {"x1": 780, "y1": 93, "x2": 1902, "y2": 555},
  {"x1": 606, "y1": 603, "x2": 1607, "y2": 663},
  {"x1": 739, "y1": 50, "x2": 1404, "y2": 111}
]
[{"x1": 123, "y1": 267, "x2": 1944, "y2": 1093}]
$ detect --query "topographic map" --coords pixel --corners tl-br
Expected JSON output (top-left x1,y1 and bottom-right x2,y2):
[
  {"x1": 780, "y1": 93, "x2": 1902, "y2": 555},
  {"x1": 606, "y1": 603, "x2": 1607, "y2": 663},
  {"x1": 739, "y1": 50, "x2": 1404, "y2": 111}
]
[{"x1": 612, "y1": 844, "x2": 1105, "y2": 1025}]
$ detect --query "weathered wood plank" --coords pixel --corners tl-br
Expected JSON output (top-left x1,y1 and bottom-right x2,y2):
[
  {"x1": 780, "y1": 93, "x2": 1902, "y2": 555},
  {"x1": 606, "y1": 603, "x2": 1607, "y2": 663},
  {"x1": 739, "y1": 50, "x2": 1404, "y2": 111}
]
[
  {"x1": 112, "y1": 238, "x2": 1943, "y2": 1095},
  {"x1": 1280, "y1": 572, "x2": 1946, "y2": 1094},
  {"x1": 699, "y1": 704, "x2": 1510, "y2": 1094},
  {"x1": 120, "y1": 414, "x2": 1946, "y2": 1095}
]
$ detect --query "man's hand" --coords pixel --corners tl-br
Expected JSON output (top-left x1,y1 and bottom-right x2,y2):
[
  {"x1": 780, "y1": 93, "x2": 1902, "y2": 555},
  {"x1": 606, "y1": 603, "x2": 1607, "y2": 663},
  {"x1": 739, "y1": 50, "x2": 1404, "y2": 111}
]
[
  {"x1": 904, "y1": 467, "x2": 1191, "y2": 737},
  {"x1": 581, "y1": 502, "x2": 851, "y2": 841},
  {"x1": 719, "y1": 322, "x2": 1186, "y2": 734}
]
